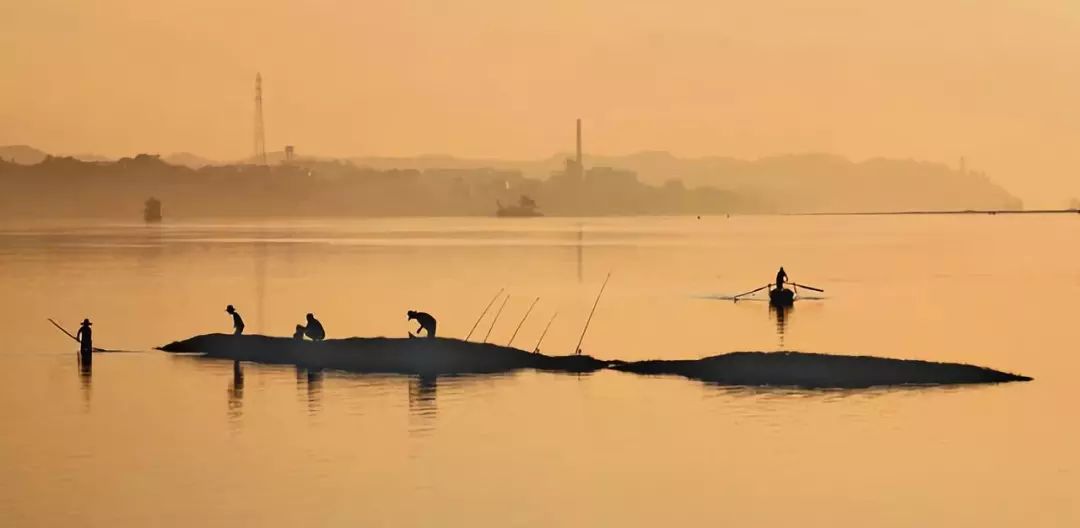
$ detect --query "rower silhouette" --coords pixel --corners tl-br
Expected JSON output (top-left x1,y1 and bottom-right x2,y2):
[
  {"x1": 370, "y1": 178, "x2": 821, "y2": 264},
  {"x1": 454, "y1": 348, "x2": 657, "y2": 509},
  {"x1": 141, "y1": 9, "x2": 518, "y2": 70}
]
[
  {"x1": 775, "y1": 267, "x2": 788, "y2": 290},
  {"x1": 304, "y1": 313, "x2": 325, "y2": 341},
  {"x1": 407, "y1": 310, "x2": 437, "y2": 338},
  {"x1": 226, "y1": 305, "x2": 245, "y2": 335}
]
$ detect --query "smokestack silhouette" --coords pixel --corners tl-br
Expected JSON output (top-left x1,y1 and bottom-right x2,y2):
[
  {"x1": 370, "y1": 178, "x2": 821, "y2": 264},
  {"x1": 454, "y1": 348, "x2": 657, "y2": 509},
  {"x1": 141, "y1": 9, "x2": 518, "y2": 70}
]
[
  {"x1": 576, "y1": 118, "x2": 582, "y2": 167},
  {"x1": 254, "y1": 73, "x2": 267, "y2": 165}
]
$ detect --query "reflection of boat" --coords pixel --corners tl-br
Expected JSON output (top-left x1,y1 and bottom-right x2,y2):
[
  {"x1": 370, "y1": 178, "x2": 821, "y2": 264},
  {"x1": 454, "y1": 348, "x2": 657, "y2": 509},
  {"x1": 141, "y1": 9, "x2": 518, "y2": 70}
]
[
  {"x1": 769, "y1": 287, "x2": 795, "y2": 306},
  {"x1": 144, "y1": 197, "x2": 162, "y2": 223},
  {"x1": 496, "y1": 195, "x2": 543, "y2": 217}
]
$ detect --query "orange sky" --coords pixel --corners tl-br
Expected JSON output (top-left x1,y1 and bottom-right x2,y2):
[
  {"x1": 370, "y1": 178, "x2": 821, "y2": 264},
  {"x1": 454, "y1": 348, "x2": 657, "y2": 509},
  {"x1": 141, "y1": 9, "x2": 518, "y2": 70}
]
[{"x1": 2, "y1": 0, "x2": 1079, "y2": 206}]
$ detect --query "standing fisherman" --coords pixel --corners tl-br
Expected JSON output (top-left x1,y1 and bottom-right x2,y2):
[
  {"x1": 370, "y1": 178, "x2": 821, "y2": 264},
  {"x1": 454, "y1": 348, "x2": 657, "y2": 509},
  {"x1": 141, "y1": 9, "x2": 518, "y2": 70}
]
[
  {"x1": 775, "y1": 266, "x2": 789, "y2": 291},
  {"x1": 76, "y1": 318, "x2": 93, "y2": 354},
  {"x1": 226, "y1": 305, "x2": 245, "y2": 335}
]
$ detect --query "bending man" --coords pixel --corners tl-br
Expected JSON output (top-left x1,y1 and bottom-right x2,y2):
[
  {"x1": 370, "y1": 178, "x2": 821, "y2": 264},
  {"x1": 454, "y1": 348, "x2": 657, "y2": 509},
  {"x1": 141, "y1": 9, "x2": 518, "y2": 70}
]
[{"x1": 407, "y1": 310, "x2": 437, "y2": 338}]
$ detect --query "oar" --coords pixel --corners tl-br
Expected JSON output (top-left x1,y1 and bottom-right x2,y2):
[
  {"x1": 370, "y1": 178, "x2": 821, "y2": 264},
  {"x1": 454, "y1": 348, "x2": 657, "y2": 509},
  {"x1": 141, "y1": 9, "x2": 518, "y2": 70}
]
[
  {"x1": 47, "y1": 318, "x2": 107, "y2": 352},
  {"x1": 733, "y1": 284, "x2": 769, "y2": 302},
  {"x1": 790, "y1": 282, "x2": 824, "y2": 293}
]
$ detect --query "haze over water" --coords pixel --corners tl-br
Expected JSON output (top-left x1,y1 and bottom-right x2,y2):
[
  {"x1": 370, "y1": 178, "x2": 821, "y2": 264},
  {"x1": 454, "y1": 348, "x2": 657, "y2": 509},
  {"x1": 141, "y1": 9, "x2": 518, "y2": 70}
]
[{"x1": 0, "y1": 215, "x2": 1076, "y2": 526}]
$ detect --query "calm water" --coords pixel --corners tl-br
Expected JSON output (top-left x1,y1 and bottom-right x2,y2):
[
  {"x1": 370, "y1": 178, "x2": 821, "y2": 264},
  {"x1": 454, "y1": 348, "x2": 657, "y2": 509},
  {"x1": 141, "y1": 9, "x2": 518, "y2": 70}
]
[{"x1": 0, "y1": 215, "x2": 1076, "y2": 526}]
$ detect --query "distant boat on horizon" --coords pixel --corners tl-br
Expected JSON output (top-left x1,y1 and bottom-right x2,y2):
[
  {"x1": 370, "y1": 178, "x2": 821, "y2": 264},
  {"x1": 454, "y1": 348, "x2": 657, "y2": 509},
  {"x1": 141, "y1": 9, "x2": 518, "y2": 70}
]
[{"x1": 496, "y1": 195, "x2": 543, "y2": 218}]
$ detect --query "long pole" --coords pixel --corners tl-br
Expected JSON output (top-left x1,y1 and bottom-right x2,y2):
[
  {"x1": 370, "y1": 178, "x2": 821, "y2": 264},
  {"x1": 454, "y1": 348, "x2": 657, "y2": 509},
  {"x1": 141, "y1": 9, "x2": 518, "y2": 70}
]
[
  {"x1": 532, "y1": 313, "x2": 558, "y2": 354},
  {"x1": 48, "y1": 318, "x2": 105, "y2": 352},
  {"x1": 574, "y1": 271, "x2": 611, "y2": 355},
  {"x1": 507, "y1": 297, "x2": 540, "y2": 348},
  {"x1": 483, "y1": 294, "x2": 511, "y2": 343},
  {"x1": 465, "y1": 288, "x2": 504, "y2": 341}
]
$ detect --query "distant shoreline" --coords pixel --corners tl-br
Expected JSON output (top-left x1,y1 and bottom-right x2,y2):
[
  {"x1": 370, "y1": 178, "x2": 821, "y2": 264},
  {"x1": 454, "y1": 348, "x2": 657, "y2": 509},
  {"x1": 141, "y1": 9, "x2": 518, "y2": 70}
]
[{"x1": 793, "y1": 208, "x2": 1080, "y2": 217}]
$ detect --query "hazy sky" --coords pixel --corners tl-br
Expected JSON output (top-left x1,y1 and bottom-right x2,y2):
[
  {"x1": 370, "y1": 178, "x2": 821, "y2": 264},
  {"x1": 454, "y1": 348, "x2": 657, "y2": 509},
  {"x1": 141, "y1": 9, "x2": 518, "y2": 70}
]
[{"x1": 3, "y1": 0, "x2": 1079, "y2": 205}]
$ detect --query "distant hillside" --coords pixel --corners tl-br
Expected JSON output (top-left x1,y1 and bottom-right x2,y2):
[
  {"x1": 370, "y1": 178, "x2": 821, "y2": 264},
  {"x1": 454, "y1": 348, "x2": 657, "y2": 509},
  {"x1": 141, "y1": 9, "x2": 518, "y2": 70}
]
[
  {"x1": 1, "y1": 146, "x2": 1022, "y2": 217},
  {"x1": 0, "y1": 145, "x2": 49, "y2": 165},
  {"x1": 351, "y1": 151, "x2": 1022, "y2": 212},
  {"x1": 164, "y1": 152, "x2": 217, "y2": 168},
  {"x1": 0, "y1": 154, "x2": 740, "y2": 219}
]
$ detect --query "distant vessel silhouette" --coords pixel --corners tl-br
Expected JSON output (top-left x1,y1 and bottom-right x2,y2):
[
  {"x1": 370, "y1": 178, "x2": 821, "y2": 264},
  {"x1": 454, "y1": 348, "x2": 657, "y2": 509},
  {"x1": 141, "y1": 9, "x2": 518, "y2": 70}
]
[
  {"x1": 496, "y1": 195, "x2": 542, "y2": 217},
  {"x1": 143, "y1": 197, "x2": 162, "y2": 223}
]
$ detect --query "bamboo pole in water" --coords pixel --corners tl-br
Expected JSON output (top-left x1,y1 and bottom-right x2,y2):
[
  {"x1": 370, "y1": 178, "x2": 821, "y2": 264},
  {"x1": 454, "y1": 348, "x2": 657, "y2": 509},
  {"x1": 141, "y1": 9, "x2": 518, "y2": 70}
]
[
  {"x1": 507, "y1": 297, "x2": 540, "y2": 348},
  {"x1": 574, "y1": 271, "x2": 612, "y2": 355},
  {"x1": 483, "y1": 294, "x2": 511, "y2": 343},
  {"x1": 532, "y1": 313, "x2": 558, "y2": 354},
  {"x1": 464, "y1": 288, "x2": 504, "y2": 341}
]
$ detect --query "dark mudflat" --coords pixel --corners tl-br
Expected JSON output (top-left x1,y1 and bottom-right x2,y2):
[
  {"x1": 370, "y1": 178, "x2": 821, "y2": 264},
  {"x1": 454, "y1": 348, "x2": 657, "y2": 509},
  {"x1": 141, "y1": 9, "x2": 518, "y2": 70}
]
[
  {"x1": 160, "y1": 335, "x2": 1031, "y2": 388},
  {"x1": 159, "y1": 334, "x2": 605, "y2": 375},
  {"x1": 612, "y1": 351, "x2": 1031, "y2": 389}
]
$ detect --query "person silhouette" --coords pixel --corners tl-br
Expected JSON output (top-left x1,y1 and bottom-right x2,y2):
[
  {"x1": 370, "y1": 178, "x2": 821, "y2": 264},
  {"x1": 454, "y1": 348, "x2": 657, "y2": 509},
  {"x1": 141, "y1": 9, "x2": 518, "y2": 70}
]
[
  {"x1": 292, "y1": 324, "x2": 306, "y2": 340},
  {"x1": 76, "y1": 318, "x2": 93, "y2": 354},
  {"x1": 304, "y1": 313, "x2": 325, "y2": 341},
  {"x1": 407, "y1": 310, "x2": 437, "y2": 338},
  {"x1": 226, "y1": 305, "x2": 245, "y2": 335},
  {"x1": 775, "y1": 266, "x2": 788, "y2": 291}
]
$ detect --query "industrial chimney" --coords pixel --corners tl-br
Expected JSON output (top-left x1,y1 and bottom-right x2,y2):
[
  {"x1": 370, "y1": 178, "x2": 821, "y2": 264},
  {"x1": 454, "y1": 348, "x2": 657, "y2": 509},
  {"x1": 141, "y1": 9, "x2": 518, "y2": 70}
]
[{"x1": 576, "y1": 118, "x2": 582, "y2": 167}]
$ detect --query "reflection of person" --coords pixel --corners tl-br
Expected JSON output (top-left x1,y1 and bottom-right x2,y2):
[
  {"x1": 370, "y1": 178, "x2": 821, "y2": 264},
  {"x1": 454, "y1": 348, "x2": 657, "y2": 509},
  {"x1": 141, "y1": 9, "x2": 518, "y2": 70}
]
[
  {"x1": 775, "y1": 267, "x2": 788, "y2": 290},
  {"x1": 304, "y1": 313, "x2": 325, "y2": 341},
  {"x1": 76, "y1": 318, "x2": 93, "y2": 354},
  {"x1": 407, "y1": 310, "x2": 437, "y2": 338},
  {"x1": 226, "y1": 305, "x2": 245, "y2": 335}
]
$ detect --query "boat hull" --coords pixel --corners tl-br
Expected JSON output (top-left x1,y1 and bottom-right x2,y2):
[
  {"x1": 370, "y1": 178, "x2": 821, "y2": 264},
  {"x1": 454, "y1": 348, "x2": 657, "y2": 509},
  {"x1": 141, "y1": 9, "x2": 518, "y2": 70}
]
[{"x1": 769, "y1": 288, "x2": 795, "y2": 306}]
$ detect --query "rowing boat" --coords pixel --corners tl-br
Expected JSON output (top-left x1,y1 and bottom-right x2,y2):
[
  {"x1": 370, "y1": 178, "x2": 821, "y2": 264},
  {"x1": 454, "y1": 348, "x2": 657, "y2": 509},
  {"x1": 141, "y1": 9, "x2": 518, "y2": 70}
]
[{"x1": 769, "y1": 288, "x2": 795, "y2": 306}]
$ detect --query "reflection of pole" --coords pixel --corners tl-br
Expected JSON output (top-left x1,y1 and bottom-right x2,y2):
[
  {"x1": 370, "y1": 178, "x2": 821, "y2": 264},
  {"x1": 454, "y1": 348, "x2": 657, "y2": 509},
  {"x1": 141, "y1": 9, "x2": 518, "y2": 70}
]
[
  {"x1": 533, "y1": 313, "x2": 558, "y2": 354},
  {"x1": 255, "y1": 241, "x2": 267, "y2": 334},
  {"x1": 574, "y1": 272, "x2": 611, "y2": 355},
  {"x1": 507, "y1": 297, "x2": 540, "y2": 348},
  {"x1": 576, "y1": 225, "x2": 583, "y2": 283},
  {"x1": 483, "y1": 295, "x2": 510, "y2": 343}
]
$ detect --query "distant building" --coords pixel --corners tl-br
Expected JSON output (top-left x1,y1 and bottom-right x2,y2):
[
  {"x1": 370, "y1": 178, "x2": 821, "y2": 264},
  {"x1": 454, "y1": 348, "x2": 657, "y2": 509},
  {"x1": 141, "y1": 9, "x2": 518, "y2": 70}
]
[
  {"x1": 551, "y1": 118, "x2": 586, "y2": 184},
  {"x1": 284, "y1": 145, "x2": 295, "y2": 163}
]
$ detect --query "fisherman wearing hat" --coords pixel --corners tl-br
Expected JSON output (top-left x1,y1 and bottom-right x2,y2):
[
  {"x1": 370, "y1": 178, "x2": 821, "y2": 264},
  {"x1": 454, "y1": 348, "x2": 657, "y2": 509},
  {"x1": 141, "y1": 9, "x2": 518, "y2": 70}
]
[
  {"x1": 226, "y1": 305, "x2": 245, "y2": 335},
  {"x1": 76, "y1": 318, "x2": 93, "y2": 354}
]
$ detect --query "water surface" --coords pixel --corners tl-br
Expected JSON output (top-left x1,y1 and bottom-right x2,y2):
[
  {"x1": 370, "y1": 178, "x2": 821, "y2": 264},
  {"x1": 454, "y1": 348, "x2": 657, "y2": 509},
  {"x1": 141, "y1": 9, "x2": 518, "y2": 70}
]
[{"x1": 0, "y1": 215, "x2": 1075, "y2": 526}]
